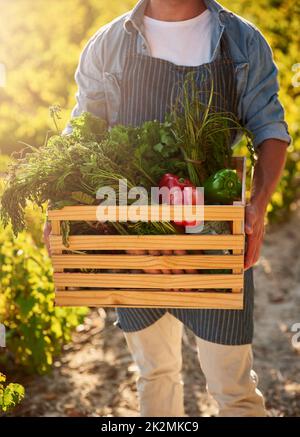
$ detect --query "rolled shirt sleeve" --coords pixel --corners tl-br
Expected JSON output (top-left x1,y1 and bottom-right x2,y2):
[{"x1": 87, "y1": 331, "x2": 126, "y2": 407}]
[
  {"x1": 242, "y1": 29, "x2": 291, "y2": 148},
  {"x1": 63, "y1": 30, "x2": 107, "y2": 135}
]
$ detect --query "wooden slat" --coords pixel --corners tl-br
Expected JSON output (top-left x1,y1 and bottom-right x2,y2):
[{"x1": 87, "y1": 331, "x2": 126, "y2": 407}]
[
  {"x1": 55, "y1": 289, "x2": 244, "y2": 309},
  {"x1": 50, "y1": 234, "x2": 244, "y2": 251},
  {"x1": 204, "y1": 205, "x2": 244, "y2": 220},
  {"x1": 48, "y1": 204, "x2": 244, "y2": 221},
  {"x1": 53, "y1": 272, "x2": 244, "y2": 289},
  {"x1": 51, "y1": 220, "x2": 65, "y2": 293},
  {"x1": 232, "y1": 218, "x2": 245, "y2": 293},
  {"x1": 51, "y1": 254, "x2": 244, "y2": 270}
]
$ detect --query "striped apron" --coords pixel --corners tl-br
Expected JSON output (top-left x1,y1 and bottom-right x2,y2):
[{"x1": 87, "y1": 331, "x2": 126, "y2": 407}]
[{"x1": 115, "y1": 28, "x2": 254, "y2": 345}]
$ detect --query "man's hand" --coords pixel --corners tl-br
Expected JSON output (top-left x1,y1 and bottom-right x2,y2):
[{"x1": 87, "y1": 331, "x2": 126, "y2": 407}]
[
  {"x1": 43, "y1": 221, "x2": 52, "y2": 257},
  {"x1": 244, "y1": 139, "x2": 288, "y2": 270},
  {"x1": 244, "y1": 204, "x2": 265, "y2": 270}
]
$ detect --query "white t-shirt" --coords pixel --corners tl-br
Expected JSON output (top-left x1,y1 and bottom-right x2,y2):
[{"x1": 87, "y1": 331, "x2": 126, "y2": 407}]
[{"x1": 143, "y1": 10, "x2": 213, "y2": 67}]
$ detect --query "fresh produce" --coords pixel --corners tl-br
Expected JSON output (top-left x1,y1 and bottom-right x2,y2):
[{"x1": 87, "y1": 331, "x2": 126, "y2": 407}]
[
  {"x1": 169, "y1": 72, "x2": 255, "y2": 185},
  {"x1": 204, "y1": 169, "x2": 242, "y2": 204},
  {"x1": 1, "y1": 75, "x2": 254, "y2": 240},
  {"x1": 158, "y1": 173, "x2": 203, "y2": 227},
  {"x1": 0, "y1": 111, "x2": 179, "y2": 239},
  {"x1": 133, "y1": 119, "x2": 186, "y2": 188}
]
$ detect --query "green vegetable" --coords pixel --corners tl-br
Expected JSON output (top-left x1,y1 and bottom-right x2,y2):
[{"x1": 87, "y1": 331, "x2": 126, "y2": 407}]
[
  {"x1": 204, "y1": 169, "x2": 242, "y2": 204},
  {"x1": 170, "y1": 72, "x2": 255, "y2": 185},
  {"x1": 1, "y1": 75, "x2": 254, "y2": 237},
  {"x1": 0, "y1": 112, "x2": 177, "y2": 239},
  {"x1": 134, "y1": 119, "x2": 186, "y2": 187},
  {"x1": 70, "y1": 111, "x2": 108, "y2": 141}
]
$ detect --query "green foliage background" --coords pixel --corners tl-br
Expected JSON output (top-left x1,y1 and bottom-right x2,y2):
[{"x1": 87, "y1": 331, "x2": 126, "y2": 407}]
[
  {"x1": 0, "y1": 372, "x2": 24, "y2": 412},
  {"x1": 0, "y1": 0, "x2": 299, "y2": 220},
  {"x1": 0, "y1": 203, "x2": 88, "y2": 375}
]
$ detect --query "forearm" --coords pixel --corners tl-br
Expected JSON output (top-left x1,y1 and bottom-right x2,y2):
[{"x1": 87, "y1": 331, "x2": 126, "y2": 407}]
[{"x1": 250, "y1": 138, "x2": 288, "y2": 213}]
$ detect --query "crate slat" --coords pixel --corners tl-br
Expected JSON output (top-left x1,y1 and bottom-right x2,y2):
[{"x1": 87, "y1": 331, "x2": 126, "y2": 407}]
[
  {"x1": 50, "y1": 234, "x2": 244, "y2": 251},
  {"x1": 232, "y1": 218, "x2": 244, "y2": 293},
  {"x1": 48, "y1": 204, "x2": 244, "y2": 221},
  {"x1": 55, "y1": 289, "x2": 243, "y2": 309},
  {"x1": 51, "y1": 254, "x2": 244, "y2": 270},
  {"x1": 51, "y1": 220, "x2": 65, "y2": 293},
  {"x1": 53, "y1": 272, "x2": 243, "y2": 289}
]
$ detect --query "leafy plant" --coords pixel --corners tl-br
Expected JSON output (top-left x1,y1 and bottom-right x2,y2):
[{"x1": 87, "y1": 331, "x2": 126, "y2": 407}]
[
  {"x1": 0, "y1": 219, "x2": 88, "y2": 374},
  {"x1": 133, "y1": 119, "x2": 187, "y2": 187},
  {"x1": 0, "y1": 373, "x2": 24, "y2": 412},
  {"x1": 1, "y1": 97, "x2": 253, "y2": 241},
  {"x1": 170, "y1": 72, "x2": 255, "y2": 185},
  {"x1": 0, "y1": 114, "x2": 179, "y2": 240}
]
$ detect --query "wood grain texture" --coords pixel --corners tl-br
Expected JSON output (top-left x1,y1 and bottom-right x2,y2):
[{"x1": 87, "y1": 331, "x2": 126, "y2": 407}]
[
  {"x1": 48, "y1": 204, "x2": 244, "y2": 221},
  {"x1": 55, "y1": 289, "x2": 244, "y2": 309},
  {"x1": 232, "y1": 219, "x2": 245, "y2": 293},
  {"x1": 51, "y1": 254, "x2": 244, "y2": 270},
  {"x1": 53, "y1": 272, "x2": 244, "y2": 289},
  {"x1": 50, "y1": 220, "x2": 64, "y2": 292},
  {"x1": 49, "y1": 234, "x2": 244, "y2": 251}
]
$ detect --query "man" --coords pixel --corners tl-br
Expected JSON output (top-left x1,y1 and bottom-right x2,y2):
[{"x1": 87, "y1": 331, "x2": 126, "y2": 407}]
[{"x1": 45, "y1": 0, "x2": 290, "y2": 417}]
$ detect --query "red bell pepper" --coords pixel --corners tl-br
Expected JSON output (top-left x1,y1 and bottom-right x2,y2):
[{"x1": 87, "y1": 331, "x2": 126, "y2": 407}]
[{"x1": 158, "y1": 173, "x2": 203, "y2": 227}]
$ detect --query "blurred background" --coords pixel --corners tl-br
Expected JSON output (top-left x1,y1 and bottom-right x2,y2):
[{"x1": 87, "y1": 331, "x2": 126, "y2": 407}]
[{"x1": 0, "y1": 0, "x2": 299, "y2": 417}]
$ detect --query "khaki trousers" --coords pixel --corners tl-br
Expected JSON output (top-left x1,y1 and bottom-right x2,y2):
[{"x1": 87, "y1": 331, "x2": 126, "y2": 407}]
[{"x1": 124, "y1": 312, "x2": 266, "y2": 417}]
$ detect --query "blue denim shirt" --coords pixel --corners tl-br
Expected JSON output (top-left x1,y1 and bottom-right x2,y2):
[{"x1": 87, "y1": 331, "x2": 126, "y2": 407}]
[{"x1": 64, "y1": 0, "x2": 291, "y2": 148}]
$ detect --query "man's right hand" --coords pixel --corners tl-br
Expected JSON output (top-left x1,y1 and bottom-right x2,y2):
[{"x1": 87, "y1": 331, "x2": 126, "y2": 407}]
[{"x1": 43, "y1": 221, "x2": 52, "y2": 257}]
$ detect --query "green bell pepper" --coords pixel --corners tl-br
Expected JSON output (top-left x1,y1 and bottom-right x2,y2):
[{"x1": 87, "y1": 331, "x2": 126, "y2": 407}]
[{"x1": 204, "y1": 169, "x2": 242, "y2": 204}]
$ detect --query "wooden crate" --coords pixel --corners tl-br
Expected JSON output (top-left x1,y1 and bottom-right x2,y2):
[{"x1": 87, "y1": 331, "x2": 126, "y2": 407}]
[{"x1": 49, "y1": 157, "x2": 246, "y2": 309}]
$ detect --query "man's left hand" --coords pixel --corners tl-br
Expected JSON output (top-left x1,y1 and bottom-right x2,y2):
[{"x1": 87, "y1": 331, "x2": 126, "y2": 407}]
[{"x1": 244, "y1": 203, "x2": 265, "y2": 270}]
